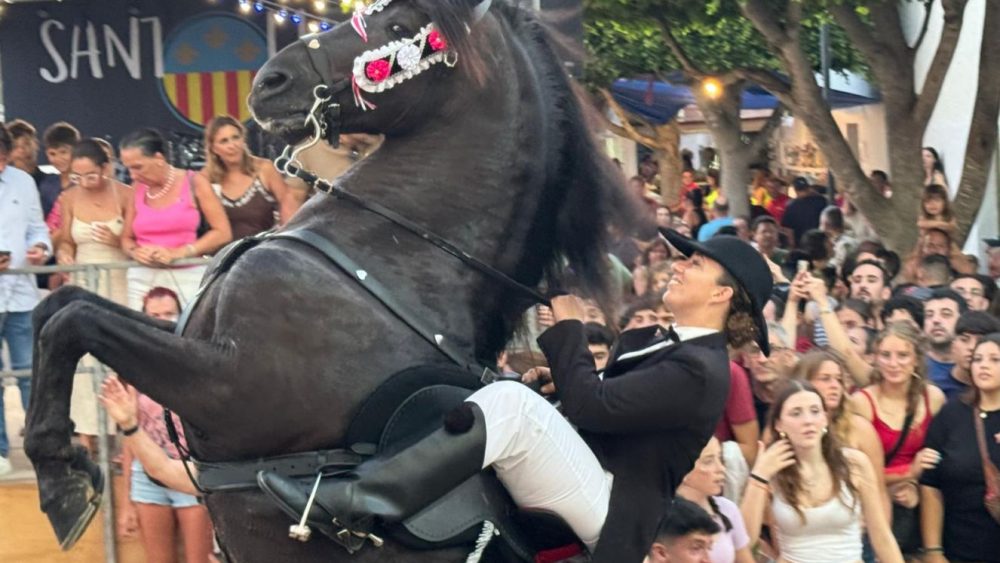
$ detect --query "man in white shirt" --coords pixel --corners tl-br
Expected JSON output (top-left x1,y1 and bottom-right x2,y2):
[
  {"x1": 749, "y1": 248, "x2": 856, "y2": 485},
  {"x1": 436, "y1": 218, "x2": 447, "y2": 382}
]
[{"x1": 0, "y1": 123, "x2": 52, "y2": 475}]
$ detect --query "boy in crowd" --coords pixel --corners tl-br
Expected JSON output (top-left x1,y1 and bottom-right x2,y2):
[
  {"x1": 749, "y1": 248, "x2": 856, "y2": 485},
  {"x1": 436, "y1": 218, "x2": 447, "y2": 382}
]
[{"x1": 644, "y1": 498, "x2": 720, "y2": 563}]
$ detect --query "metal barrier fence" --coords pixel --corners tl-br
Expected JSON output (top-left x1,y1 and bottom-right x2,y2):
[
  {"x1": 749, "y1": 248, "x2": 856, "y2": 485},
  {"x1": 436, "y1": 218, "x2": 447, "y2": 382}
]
[{"x1": 0, "y1": 258, "x2": 209, "y2": 563}]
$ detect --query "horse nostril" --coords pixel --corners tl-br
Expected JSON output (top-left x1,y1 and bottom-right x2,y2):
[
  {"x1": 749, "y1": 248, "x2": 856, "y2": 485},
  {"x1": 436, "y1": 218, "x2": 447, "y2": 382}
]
[{"x1": 257, "y1": 70, "x2": 291, "y2": 93}]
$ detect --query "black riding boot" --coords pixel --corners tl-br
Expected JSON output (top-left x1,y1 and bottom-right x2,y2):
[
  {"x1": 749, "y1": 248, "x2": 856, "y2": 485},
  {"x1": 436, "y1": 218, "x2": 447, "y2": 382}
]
[{"x1": 258, "y1": 402, "x2": 487, "y2": 542}]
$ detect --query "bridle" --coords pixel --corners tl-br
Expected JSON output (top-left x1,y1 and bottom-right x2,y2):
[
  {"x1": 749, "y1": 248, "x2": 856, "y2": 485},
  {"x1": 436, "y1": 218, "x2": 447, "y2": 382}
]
[{"x1": 271, "y1": 0, "x2": 549, "y2": 310}]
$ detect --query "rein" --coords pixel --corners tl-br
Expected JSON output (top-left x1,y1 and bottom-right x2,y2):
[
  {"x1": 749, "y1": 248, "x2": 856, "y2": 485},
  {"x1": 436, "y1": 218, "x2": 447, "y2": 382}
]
[{"x1": 273, "y1": 86, "x2": 551, "y2": 310}]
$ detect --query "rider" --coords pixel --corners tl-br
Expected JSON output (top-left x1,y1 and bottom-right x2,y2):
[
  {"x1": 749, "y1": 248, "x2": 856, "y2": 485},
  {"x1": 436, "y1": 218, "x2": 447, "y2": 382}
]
[{"x1": 259, "y1": 231, "x2": 772, "y2": 562}]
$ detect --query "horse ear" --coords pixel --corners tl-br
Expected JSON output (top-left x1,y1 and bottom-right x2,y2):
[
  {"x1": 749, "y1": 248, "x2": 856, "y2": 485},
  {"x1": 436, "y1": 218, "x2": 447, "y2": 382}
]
[{"x1": 464, "y1": 0, "x2": 492, "y2": 23}]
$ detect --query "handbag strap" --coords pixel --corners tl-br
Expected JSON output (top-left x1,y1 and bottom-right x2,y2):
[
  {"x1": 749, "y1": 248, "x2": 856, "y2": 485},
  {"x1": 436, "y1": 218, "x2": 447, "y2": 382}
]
[
  {"x1": 973, "y1": 407, "x2": 1000, "y2": 487},
  {"x1": 885, "y1": 409, "x2": 916, "y2": 466}
]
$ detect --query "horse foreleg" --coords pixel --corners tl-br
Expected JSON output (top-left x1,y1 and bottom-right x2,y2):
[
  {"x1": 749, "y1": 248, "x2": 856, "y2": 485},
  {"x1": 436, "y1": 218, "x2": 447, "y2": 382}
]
[{"x1": 25, "y1": 294, "x2": 229, "y2": 550}]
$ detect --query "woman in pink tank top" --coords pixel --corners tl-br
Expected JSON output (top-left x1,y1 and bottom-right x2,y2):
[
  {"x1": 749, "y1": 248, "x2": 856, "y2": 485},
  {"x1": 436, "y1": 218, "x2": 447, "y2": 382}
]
[
  {"x1": 119, "y1": 128, "x2": 231, "y2": 309},
  {"x1": 849, "y1": 322, "x2": 946, "y2": 555}
]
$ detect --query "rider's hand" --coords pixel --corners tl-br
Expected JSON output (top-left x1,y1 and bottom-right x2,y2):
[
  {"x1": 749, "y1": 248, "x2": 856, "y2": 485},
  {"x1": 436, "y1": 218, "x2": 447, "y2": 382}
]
[
  {"x1": 99, "y1": 375, "x2": 139, "y2": 429},
  {"x1": 522, "y1": 366, "x2": 556, "y2": 395},
  {"x1": 750, "y1": 439, "x2": 796, "y2": 481},
  {"x1": 550, "y1": 295, "x2": 586, "y2": 324}
]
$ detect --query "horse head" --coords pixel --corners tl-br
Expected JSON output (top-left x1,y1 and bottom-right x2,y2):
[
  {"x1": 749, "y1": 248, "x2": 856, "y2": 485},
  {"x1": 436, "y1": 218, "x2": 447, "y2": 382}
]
[
  {"x1": 250, "y1": 0, "x2": 650, "y2": 357},
  {"x1": 250, "y1": 0, "x2": 492, "y2": 144}
]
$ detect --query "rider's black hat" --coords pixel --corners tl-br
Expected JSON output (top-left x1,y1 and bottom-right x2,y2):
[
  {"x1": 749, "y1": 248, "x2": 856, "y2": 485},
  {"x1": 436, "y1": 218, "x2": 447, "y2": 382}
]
[{"x1": 660, "y1": 229, "x2": 774, "y2": 356}]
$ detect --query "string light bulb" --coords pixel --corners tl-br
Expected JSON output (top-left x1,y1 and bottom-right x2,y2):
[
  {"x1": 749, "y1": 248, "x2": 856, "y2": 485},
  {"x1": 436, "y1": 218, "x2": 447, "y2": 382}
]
[
  {"x1": 290, "y1": 12, "x2": 302, "y2": 24},
  {"x1": 320, "y1": 21, "x2": 331, "y2": 31},
  {"x1": 274, "y1": 9, "x2": 287, "y2": 23},
  {"x1": 702, "y1": 77, "x2": 723, "y2": 100},
  {"x1": 313, "y1": 1, "x2": 327, "y2": 12},
  {"x1": 238, "y1": 0, "x2": 251, "y2": 13},
  {"x1": 308, "y1": 20, "x2": 321, "y2": 33},
  {"x1": 253, "y1": 2, "x2": 265, "y2": 13}
]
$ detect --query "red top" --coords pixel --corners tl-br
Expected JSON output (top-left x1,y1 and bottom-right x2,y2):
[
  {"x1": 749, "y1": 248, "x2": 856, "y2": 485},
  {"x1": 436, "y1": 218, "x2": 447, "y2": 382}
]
[
  {"x1": 715, "y1": 362, "x2": 757, "y2": 441},
  {"x1": 766, "y1": 193, "x2": 791, "y2": 222},
  {"x1": 858, "y1": 388, "x2": 932, "y2": 475}
]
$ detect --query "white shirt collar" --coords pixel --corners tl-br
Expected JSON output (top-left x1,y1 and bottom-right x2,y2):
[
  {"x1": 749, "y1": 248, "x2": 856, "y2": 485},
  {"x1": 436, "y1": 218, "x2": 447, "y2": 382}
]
[{"x1": 614, "y1": 325, "x2": 719, "y2": 362}]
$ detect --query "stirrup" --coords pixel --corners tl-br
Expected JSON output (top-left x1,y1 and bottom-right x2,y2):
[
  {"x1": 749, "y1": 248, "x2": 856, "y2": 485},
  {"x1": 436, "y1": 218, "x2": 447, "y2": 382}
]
[
  {"x1": 286, "y1": 472, "x2": 384, "y2": 553},
  {"x1": 288, "y1": 473, "x2": 324, "y2": 542},
  {"x1": 334, "y1": 521, "x2": 384, "y2": 553}
]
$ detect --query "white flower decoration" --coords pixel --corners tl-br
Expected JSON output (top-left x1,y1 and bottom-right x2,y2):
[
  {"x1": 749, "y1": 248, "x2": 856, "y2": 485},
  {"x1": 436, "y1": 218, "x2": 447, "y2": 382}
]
[{"x1": 397, "y1": 43, "x2": 423, "y2": 71}]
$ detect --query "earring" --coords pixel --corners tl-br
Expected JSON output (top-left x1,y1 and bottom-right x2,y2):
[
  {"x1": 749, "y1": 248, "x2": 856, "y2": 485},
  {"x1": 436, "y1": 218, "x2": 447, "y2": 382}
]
[
  {"x1": 822, "y1": 427, "x2": 829, "y2": 435},
  {"x1": 779, "y1": 431, "x2": 788, "y2": 440}
]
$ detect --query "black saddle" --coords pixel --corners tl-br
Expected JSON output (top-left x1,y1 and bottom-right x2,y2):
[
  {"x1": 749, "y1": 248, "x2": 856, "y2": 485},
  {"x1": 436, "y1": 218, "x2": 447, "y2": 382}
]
[{"x1": 344, "y1": 365, "x2": 583, "y2": 561}]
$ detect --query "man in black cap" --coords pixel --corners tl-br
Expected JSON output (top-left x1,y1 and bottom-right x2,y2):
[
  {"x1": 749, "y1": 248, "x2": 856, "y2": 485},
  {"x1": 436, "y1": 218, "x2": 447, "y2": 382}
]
[{"x1": 259, "y1": 232, "x2": 773, "y2": 563}]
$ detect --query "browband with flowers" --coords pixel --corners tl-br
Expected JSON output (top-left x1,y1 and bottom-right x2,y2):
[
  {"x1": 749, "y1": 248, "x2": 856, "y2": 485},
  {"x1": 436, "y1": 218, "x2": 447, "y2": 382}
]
[
  {"x1": 350, "y1": 23, "x2": 452, "y2": 111},
  {"x1": 343, "y1": 0, "x2": 491, "y2": 111}
]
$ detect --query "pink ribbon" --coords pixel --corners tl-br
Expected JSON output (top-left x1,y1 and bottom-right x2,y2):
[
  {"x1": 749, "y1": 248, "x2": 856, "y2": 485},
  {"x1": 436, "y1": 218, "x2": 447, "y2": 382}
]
[
  {"x1": 351, "y1": 10, "x2": 368, "y2": 42},
  {"x1": 352, "y1": 76, "x2": 377, "y2": 111}
]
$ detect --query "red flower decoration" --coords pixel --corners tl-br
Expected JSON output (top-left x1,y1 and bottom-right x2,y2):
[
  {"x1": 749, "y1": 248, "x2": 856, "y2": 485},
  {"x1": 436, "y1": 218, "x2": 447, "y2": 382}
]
[
  {"x1": 365, "y1": 59, "x2": 391, "y2": 82},
  {"x1": 428, "y1": 30, "x2": 447, "y2": 51}
]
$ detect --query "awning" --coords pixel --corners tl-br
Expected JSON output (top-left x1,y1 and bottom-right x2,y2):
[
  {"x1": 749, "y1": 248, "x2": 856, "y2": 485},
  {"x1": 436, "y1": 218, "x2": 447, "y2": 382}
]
[{"x1": 611, "y1": 74, "x2": 880, "y2": 125}]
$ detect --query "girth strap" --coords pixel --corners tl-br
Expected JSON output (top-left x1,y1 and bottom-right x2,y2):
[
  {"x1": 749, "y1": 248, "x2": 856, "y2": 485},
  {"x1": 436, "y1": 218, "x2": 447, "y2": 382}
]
[{"x1": 195, "y1": 447, "x2": 369, "y2": 493}]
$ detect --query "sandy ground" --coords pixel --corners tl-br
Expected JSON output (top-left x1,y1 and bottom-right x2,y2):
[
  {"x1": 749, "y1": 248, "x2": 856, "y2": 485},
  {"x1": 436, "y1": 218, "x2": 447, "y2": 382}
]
[{"x1": 1, "y1": 381, "x2": 146, "y2": 562}]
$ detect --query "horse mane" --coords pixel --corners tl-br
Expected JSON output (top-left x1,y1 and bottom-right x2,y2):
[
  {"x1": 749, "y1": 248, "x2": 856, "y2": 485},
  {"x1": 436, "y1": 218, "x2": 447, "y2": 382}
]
[{"x1": 413, "y1": 0, "x2": 647, "y2": 355}]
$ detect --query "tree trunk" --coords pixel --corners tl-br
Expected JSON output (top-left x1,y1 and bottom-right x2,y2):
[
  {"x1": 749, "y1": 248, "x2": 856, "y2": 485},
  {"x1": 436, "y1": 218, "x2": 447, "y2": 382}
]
[
  {"x1": 878, "y1": 112, "x2": 924, "y2": 252},
  {"x1": 695, "y1": 81, "x2": 752, "y2": 218},
  {"x1": 654, "y1": 121, "x2": 682, "y2": 208},
  {"x1": 952, "y1": 0, "x2": 1000, "y2": 243}
]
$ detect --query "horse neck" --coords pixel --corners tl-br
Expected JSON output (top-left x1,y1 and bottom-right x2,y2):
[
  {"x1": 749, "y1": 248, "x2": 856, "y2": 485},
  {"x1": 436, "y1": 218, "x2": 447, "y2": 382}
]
[{"x1": 315, "y1": 53, "x2": 551, "y2": 359}]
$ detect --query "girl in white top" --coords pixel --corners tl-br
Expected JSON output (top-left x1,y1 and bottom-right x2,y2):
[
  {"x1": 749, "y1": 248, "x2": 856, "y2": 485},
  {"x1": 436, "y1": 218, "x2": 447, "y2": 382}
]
[
  {"x1": 741, "y1": 380, "x2": 902, "y2": 563},
  {"x1": 676, "y1": 436, "x2": 754, "y2": 563}
]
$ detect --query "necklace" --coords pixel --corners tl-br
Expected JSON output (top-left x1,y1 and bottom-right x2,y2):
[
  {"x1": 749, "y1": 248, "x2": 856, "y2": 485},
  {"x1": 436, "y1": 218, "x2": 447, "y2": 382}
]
[{"x1": 145, "y1": 166, "x2": 176, "y2": 201}]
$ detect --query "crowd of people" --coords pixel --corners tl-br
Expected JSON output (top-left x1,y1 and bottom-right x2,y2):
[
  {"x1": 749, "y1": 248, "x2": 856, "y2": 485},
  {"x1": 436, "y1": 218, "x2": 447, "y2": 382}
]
[
  {"x1": 3, "y1": 109, "x2": 1000, "y2": 563},
  {"x1": 533, "y1": 155, "x2": 1000, "y2": 562},
  {"x1": 0, "y1": 116, "x2": 306, "y2": 562}
]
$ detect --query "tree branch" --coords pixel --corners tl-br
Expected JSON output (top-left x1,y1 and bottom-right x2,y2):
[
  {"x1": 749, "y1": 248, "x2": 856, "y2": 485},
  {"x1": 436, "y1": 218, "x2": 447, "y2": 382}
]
[
  {"x1": 828, "y1": 3, "x2": 898, "y2": 75},
  {"x1": 784, "y1": 0, "x2": 803, "y2": 40},
  {"x1": 733, "y1": 68, "x2": 794, "y2": 107},
  {"x1": 599, "y1": 88, "x2": 662, "y2": 148},
  {"x1": 748, "y1": 104, "x2": 786, "y2": 155},
  {"x1": 868, "y1": 2, "x2": 910, "y2": 62},
  {"x1": 913, "y1": 0, "x2": 969, "y2": 128},
  {"x1": 911, "y1": 0, "x2": 934, "y2": 53},
  {"x1": 952, "y1": 0, "x2": 1000, "y2": 242},
  {"x1": 654, "y1": 17, "x2": 705, "y2": 78},
  {"x1": 740, "y1": 0, "x2": 790, "y2": 49}
]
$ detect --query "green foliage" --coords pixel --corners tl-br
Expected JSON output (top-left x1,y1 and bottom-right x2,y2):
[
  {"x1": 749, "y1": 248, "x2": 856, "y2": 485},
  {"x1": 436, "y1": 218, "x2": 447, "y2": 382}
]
[{"x1": 583, "y1": 0, "x2": 866, "y2": 88}]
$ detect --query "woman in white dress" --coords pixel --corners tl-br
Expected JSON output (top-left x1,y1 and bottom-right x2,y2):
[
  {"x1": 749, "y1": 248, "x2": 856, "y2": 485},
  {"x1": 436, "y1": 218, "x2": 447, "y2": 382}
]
[{"x1": 55, "y1": 139, "x2": 132, "y2": 451}]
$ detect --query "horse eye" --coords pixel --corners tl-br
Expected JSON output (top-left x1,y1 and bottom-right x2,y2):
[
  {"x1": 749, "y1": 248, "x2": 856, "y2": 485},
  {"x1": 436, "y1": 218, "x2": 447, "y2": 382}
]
[{"x1": 389, "y1": 23, "x2": 410, "y2": 37}]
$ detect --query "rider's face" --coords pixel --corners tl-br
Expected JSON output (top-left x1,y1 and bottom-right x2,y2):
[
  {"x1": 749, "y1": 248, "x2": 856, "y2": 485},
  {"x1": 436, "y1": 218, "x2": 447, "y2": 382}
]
[{"x1": 665, "y1": 253, "x2": 730, "y2": 319}]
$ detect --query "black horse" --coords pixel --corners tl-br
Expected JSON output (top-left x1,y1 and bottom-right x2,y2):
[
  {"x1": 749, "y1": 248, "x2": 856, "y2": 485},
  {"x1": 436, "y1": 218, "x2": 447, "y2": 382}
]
[{"x1": 25, "y1": 0, "x2": 640, "y2": 560}]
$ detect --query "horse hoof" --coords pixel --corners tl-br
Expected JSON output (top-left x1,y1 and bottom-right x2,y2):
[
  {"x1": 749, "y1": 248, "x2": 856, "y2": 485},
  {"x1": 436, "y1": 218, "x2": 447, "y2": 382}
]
[{"x1": 39, "y1": 457, "x2": 104, "y2": 551}]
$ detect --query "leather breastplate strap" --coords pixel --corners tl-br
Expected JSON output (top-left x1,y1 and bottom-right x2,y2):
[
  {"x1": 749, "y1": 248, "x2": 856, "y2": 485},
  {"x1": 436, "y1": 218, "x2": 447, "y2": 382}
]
[
  {"x1": 163, "y1": 228, "x2": 481, "y2": 494},
  {"x1": 271, "y1": 229, "x2": 477, "y2": 369}
]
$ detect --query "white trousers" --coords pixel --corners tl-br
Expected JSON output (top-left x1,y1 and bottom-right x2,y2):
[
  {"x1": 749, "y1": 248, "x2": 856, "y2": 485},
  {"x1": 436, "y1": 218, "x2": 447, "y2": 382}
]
[{"x1": 466, "y1": 381, "x2": 612, "y2": 551}]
